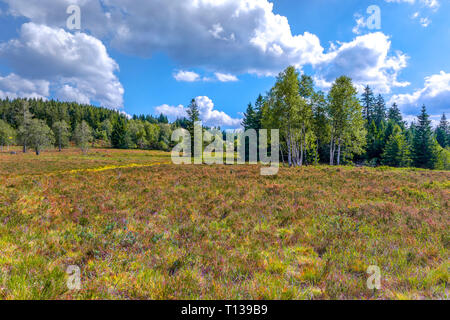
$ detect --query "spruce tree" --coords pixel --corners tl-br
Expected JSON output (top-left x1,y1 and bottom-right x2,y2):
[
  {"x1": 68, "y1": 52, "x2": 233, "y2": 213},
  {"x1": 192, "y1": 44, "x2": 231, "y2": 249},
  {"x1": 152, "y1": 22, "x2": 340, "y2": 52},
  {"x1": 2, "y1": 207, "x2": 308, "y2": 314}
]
[
  {"x1": 382, "y1": 125, "x2": 411, "y2": 167},
  {"x1": 412, "y1": 105, "x2": 438, "y2": 169},
  {"x1": 435, "y1": 113, "x2": 448, "y2": 148},
  {"x1": 361, "y1": 85, "x2": 375, "y2": 124},
  {"x1": 242, "y1": 103, "x2": 257, "y2": 131},
  {"x1": 387, "y1": 103, "x2": 404, "y2": 129},
  {"x1": 186, "y1": 98, "x2": 200, "y2": 135},
  {"x1": 253, "y1": 94, "x2": 264, "y2": 130},
  {"x1": 111, "y1": 116, "x2": 128, "y2": 149},
  {"x1": 374, "y1": 94, "x2": 386, "y2": 128}
]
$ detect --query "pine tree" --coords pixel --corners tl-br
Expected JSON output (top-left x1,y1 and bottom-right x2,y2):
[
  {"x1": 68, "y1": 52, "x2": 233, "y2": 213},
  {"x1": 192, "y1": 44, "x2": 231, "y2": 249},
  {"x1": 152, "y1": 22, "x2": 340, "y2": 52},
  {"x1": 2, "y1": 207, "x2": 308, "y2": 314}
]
[
  {"x1": 435, "y1": 113, "x2": 448, "y2": 148},
  {"x1": 374, "y1": 94, "x2": 386, "y2": 128},
  {"x1": 186, "y1": 98, "x2": 200, "y2": 135},
  {"x1": 186, "y1": 98, "x2": 201, "y2": 158},
  {"x1": 253, "y1": 94, "x2": 264, "y2": 130},
  {"x1": 361, "y1": 85, "x2": 375, "y2": 124},
  {"x1": 412, "y1": 105, "x2": 438, "y2": 169},
  {"x1": 382, "y1": 125, "x2": 411, "y2": 167},
  {"x1": 242, "y1": 103, "x2": 257, "y2": 131},
  {"x1": 111, "y1": 116, "x2": 128, "y2": 149},
  {"x1": 387, "y1": 103, "x2": 404, "y2": 129},
  {"x1": 158, "y1": 113, "x2": 169, "y2": 124}
]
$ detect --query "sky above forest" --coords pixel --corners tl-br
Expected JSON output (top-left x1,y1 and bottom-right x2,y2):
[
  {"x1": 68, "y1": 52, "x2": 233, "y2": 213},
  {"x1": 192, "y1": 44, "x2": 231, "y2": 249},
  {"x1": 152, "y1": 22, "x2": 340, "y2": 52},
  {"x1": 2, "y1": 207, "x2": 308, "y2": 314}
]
[{"x1": 0, "y1": 0, "x2": 449, "y2": 128}]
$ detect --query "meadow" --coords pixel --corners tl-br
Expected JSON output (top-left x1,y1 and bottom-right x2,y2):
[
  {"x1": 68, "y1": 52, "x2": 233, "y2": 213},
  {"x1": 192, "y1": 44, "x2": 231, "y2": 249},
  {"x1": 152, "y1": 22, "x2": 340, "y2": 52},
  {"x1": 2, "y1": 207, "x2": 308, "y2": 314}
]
[{"x1": 0, "y1": 148, "x2": 448, "y2": 299}]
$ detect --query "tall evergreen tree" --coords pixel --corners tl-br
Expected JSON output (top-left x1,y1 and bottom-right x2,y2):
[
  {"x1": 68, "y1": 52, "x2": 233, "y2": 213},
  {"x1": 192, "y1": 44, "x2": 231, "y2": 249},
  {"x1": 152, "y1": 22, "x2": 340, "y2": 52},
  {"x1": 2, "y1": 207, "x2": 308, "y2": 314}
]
[
  {"x1": 382, "y1": 125, "x2": 411, "y2": 167},
  {"x1": 412, "y1": 105, "x2": 438, "y2": 169},
  {"x1": 361, "y1": 85, "x2": 375, "y2": 124},
  {"x1": 242, "y1": 103, "x2": 257, "y2": 130},
  {"x1": 435, "y1": 113, "x2": 448, "y2": 148},
  {"x1": 374, "y1": 94, "x2": 387, "y2": 128},
  {"x1": 387, "y1": 103, "x2": 404, "y2": 129},
  {"x1": 186, "y1": 98, "x2": 200, "y2": 134},
  {"x1": 111, "y1": 116, "x2": 128, "y2": 149},
  {"x1": 253, "y1": 94, "x2": 264, "y2": 130}
]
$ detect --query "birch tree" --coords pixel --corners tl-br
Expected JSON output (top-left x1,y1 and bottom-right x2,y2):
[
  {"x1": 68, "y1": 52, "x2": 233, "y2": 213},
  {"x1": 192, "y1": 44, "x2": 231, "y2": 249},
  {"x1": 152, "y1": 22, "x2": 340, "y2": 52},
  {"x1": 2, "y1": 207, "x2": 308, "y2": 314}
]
[
  {"x1": 262, "y1": 66, "x2": 304, "y2": 167},
  {"x1": 327, "y1": 76, "x2": 366, "y2": 165},
  {"x1": 52, "y1": 120, "x2": 70, "y2": 152}
]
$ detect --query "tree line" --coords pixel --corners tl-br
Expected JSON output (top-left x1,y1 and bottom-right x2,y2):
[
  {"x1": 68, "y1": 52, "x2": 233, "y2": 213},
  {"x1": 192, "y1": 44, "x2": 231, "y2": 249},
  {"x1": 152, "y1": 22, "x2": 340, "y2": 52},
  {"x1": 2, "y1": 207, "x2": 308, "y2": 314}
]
[
  {"x1": 0, "y1": 98, "x2": 177, "y2": 154},
  {"x1": 241, "y1": 66, "x2": 449, "y2": 170},
  {"x1": 0, "y1": 66, "x2": 449, "y2": 170}
]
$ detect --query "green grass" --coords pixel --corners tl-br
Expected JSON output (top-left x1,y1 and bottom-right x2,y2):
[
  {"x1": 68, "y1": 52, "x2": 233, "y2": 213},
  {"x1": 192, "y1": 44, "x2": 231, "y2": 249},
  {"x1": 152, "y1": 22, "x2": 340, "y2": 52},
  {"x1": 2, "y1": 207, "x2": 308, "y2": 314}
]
[{"x1": 0, "y1": 148, "x2": 448, "y2": 299}]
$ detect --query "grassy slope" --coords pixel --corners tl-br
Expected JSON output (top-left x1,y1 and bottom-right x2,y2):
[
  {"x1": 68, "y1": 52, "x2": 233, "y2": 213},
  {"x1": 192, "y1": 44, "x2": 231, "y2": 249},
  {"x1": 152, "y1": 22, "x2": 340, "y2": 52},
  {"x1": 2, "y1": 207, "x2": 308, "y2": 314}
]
[{"x1": 0, "y1": 148, "x2": 448, "y2": 299}]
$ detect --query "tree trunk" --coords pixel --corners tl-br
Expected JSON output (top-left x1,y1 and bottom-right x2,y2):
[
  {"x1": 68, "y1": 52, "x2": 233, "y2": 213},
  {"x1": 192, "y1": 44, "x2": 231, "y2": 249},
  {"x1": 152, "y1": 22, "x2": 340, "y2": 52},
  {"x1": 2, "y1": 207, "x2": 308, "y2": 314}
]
[
  {"x1": 300, "y1": 141, "x2": 303, "y2": 167},
  {"x1": 23, "y1": 144, "x2": 27, "y2": 153},
  {"x1": 287, "y1": 135, "x2": 292, "y2": 167},
  {"x1": 337, "y1": 138, "x2": 342, "y2": 166},
  {"x1": 315, "y1": 139, "x2": 319, "y2": 165},
  {"x1": 329, "y1": 135, "x2": 334, "y2": 165},
  {"x1": 59, "y1": 142, "x2": 62, "y2": 152}
]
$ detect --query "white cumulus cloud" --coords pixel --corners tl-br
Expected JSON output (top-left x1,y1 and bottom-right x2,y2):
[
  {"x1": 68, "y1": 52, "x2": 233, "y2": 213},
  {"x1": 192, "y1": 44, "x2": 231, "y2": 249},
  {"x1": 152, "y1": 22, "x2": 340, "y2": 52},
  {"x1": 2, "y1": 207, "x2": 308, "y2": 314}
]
[
  {"x1": 174, "y1": 70, "x2": 201, "y2": 82},
  {"x1": 0, "y1": 22, "x2": 124, "y2": 108},
  {"x1": 314, "y1": 33, "x2": 409, "y2": 94},
  {"x1": 389, "y1": 71, "x2": 450, "y2": 116},
  {"x1": 155, "y1": 96, "x2": 242, "y2": 128},
  {"x1": 0, "y1": 73, "x2": 49, "y2": 99}
]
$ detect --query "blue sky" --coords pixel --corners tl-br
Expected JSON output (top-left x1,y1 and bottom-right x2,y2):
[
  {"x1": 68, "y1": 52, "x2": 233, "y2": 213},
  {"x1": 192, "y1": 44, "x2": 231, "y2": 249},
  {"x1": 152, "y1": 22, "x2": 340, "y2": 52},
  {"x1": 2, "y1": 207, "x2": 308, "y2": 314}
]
[{"x1": 0, "y1": 0, "x2": 449, "y2": 128}]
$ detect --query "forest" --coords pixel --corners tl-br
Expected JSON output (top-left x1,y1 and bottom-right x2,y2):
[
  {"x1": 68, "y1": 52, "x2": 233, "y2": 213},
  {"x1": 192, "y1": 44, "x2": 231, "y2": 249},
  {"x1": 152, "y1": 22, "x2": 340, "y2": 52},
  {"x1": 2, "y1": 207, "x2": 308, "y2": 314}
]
[{"x1": 0, "y1": 66, "x2": 449, "y2": 170}]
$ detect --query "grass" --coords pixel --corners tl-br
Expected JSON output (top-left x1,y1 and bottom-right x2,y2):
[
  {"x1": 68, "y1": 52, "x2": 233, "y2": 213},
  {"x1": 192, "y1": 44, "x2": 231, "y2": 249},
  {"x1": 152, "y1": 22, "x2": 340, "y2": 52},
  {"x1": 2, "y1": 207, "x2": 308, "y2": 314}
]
[{"x1": 0, "y1": 148, "x2": 448, "y2": 299}]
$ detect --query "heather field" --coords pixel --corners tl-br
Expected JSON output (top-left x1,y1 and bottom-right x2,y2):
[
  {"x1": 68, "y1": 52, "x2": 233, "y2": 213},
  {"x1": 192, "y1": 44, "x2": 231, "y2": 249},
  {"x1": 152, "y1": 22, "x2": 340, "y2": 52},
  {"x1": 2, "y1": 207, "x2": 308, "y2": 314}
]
[{"x1": 0, "y1": 148, "x2": 448, "y2": 300}]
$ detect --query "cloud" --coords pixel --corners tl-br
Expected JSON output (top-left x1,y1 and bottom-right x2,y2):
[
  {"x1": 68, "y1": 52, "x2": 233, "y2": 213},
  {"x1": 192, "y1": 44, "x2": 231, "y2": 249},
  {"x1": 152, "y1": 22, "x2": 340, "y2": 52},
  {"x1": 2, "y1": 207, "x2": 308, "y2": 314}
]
[
  {"x1": 385, "y1": 0, "x2": 439, "y2": 9},
  {"x1": 1, "y1": 0, "x2": 327, "y2": 76},
  {"x1": 0, "y1": 23, "x2": 124, "y2": 108},
  {"x1": 174, "y1": 70, "x2": 201, "y2": 82},
  {"x1": 411, "y1": 11, "x2": 432, "y2": 27},
  {"x1": 389, "y1": 71, "x2": 450, "y2": 116},
  {"x1": 155, "y1": 104, "x2": 187, "y2": 119},
  {"x1": 314, "y1": 32, "x2": 409, "y2": 94},
  {"x1": 419, "y1": 17, "x2": 432, "y2": 27},
  {"x1": 214, "y1": 73, "x2": 238, "y2": 82},
  {"x1": 0, "y1": 73, "x2": 49, "y2": 99},
  {"x1": 1, "y1": 1, "x2": 408, "y2": 95},
  {"x1": 352, "y1": 14, "x2": 367, "y2": 35},
  {"x1": 174, "y1": 70, "x2": 238, "y2": 82},
  {"x1": 155, "y1": 96, "x2": 242, "y2": 128}
]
